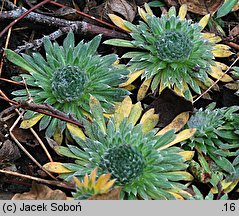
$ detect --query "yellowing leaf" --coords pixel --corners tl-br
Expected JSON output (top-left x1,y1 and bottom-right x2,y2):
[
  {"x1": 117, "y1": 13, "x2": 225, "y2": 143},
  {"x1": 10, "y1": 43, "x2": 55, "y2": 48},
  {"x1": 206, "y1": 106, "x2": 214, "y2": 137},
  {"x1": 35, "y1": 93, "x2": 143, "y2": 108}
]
[
  {"x1": 120, "y1": 96, "x2": 133, "y2": 118},
  {"x1": 214, "y1": 44, "x2": 231, "y2": 50},
  {"x1": 119, "y1": 70, "x2": 144, "y2": 87},
  {"x1": 101, "y1": 179, "x2": 116, "y2": 192},
  {"x1": 138, "y1": 7, "x2": 147, "y2": 22},
  {"x1": 179, "y1": 4, "x2": 187, "y2": 20},
  {"x1": 95, "y1": 174, "x2": 111, "y2": 191},
  {"x1": 90, "y1": 96, "x2": 106, "y2": 134},
  {"x1": 53, "y1": 127, "x2": 63, "y2": 145},
  {"x1": 90, "y1": 168, "x2": 98, "y2": 186},
  {"x1": 20, "y1": 113, "x2": 44, "y2": 129},
  {"x1": 67, "y1": 123, "x2": 86, "y2": 141},
  {"x1": 140, "y1": 109, "x2": 155, "y2": 124},
  {"x1": 144, "y1": 3, "x2": 153, "y2": 15},
  {"x1": 157, "y1": 112, "x2": 189, "y2": 136},
  {"x1": 169, "y1": 192, "x2": 184, "y2": 200},
  {"x1": 158, "y1": 128, "x2": 197, "y2": 150},
  {"x1": 199, "y1": 14, "x2": 210, "y2": 30},
  {"x1": 137, "y1": 78, "x2": 152, "y2": 101},
  {"x1": 84, "y1": 174, "x2": 89, "y2": 188},
  {"x1": 174, "y1": 85, "x2": 184, "y2": 97},
  {"x1": 178, "y1": 151, "x2": 195, "y2": 161},
  {"x1": 214, "y1": 61, "x2": 228, "y2": 70},
  {"x1": 167, "y1": 171, "x2": 194, "y2": 181},
  {"x1": 73, "y1": 176, "x2": 83, "y2": 188},
  {"x1": 122, "y1": 84, "x2": 136, "y2": 91},
  {"x1": 141, "y1": 114, "x2": 159, "y2": 133},
  {"x1": 202, "y1": 33, "x2": 222, "y2": 43},
  {"x1": 212, "y1": 49, "x2": 234, "y2": 57},
  {"x1": 209, "y1": 66, "x2": 233, "y2": 82},
  {"x1": 43, "y1": 162, "x2": 72, "y2": 173},
  {"x1": 108, "y1": 14, "x2": 131, "y2": 32},
  {"x1": 210, "y1": 179, "x2": 239, "y2": 194},
  {"x1": 127, "y1": 102, "x2": 143, "y2": 126}
]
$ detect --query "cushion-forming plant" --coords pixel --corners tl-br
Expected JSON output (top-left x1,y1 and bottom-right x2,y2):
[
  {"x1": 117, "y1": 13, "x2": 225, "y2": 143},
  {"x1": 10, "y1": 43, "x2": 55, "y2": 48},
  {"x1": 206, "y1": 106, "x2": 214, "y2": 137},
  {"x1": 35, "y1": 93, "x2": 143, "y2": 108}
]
[
  {"x1": 5, "y1": 32, "x2": 130, "y2": 138},
  {"x1": 104, "y1": 4, "x2": 234, "y2": 101},
  {"x1": 183, "y1": 103, "x2": 239, "y2": 178},
  {"x1": 44, "y1": 96, "x2": 197, "y2": 200}
]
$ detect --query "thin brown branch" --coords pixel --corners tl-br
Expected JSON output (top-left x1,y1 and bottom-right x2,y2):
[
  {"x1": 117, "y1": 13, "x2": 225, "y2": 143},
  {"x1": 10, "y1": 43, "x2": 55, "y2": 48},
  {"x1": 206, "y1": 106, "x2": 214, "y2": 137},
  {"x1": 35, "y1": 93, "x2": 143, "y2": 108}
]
[
  {"x1": 0, "y1": 0, "x2": 53, "y2": 38},
  {"x1": 0, "y1": 96, "x2": 84, "y2": 128},
  {"x1": 193, "y1": 55, "x2": 239, "y2": 104},
  {"x1": 0, "y1": 169, "x2": 75, "y2": 190}
]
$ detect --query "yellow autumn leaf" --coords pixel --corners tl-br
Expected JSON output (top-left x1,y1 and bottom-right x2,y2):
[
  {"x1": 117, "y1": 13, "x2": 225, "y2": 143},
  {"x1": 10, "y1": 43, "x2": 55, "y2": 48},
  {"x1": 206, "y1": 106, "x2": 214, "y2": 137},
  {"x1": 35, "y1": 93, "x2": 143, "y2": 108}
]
[
  {"x1": 144, "y1": 3, "x2": 153, "y2": 15},
  {"x1": 43, "y1": 162, "x2": 72, "y2": 173},
  {"x1": 210, "y1": 179, "x2": 239, "y2": 194},
  {"x1": 141, "y1": 114, "x2": 159, "y2": 134},
  {"x1": 140, "y1": 109, "x2": 155, "y2": 124},
  {"x1": 120, "y1": 96, "x2": 133, "y2": 118},
  {"x1": 89, "y1": 168, "x2": 98, "y2": 186},
  {"x1": 198, "y1": 14, "x2": 210, "y2": 30},
  {"x1": 178, "y1": 151, "x2": 195, "y2": 161},
  {"x1": 174, "y1": 85, "x2": 184, "y2": 97},
  {"x1": 157, "y1": 112, "x2": 189, "y2": 136},
  {"x1": 202, "y1": 33, "x2": 222, "y2": 43},
  {"x1": 158, "y1": 128, "x2": 197, "y2": 150},
  {"x1": 95, "y1": 174, "x2": 111, "y2": 191},
  {"x1": 84, "y1": 174, "x2": 89, "y2": 188},
  {"x1": 119, "y1": 70, "x2": 144, "y2": 87},
  {"x1": 179, "y1": 4, "x2": 187, "y2": 20},
  {"x1": 214, "y1": 44, "x2": 231, "y2": 50},
  {"x1": 209, "y1": 66, "x2": 233, "y2": 82},
  {"x1": 101, "y1": 179, "x2": 116, "y2": 192},
  {"x1": 167, "y1": 171, "x2": 194, "y2": 181},
  {"x1": 169, "y1": 192, "x2": 184, "y2": 200},
  {"x1": 53, "y1": 127, "x2": 63, "y2": 145},
  {"x1": 138, "y1": 7, "x2": 147, "y2": 22},
  {"x1": 67, "y1": 122, "x2": 86, "y2": 141},
  {"x1": 212, "y1": 50, "x2": 234, "y2": 57},
  {"x1": 137, "y1": 78, "x2": 152, "y2": 101},
  {"x1": 127, "y1": 102, "x2": 143, "y2": 126},
  {"x1": 20, "y1": 113, "x2": 44, "y2": 129},
  {"x1": 108, "y1": 14, "x2": 131, "y2": 32},
  {"x1": 214, "y1": 61, "x2": 228, "y2": 70},
  {"x1": 122, "y1": 84, "x2": 136, "y2": 91}
]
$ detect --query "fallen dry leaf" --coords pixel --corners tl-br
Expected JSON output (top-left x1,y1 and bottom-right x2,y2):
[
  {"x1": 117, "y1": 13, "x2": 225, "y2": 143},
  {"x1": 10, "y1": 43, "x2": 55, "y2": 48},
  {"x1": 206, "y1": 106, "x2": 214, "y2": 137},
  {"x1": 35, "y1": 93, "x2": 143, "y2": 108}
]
[
  {"x1": 0, "y1": 140, "x2": 21, "y2": 162},
  {"x1": 229, "y1": 24, "x2": 239, "y2": 37},
  {"x1": 107, "y1": 0, "x2": 137, "y2": 22},
  {"x1": 178, "y1": 0, "x2": 224, "y2": 15},
  {"x1": 12, "y1": 182, "x2": 67, "y2": 200}
]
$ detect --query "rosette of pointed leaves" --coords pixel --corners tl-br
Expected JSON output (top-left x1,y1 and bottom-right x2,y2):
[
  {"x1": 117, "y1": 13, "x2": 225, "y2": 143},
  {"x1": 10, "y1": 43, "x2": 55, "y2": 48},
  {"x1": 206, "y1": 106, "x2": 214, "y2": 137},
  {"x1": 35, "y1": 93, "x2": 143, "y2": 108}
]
[
  {"x1": 104, "y1": 4, "x2": 234, "y2": 101},
  {"x1": 5, "y1": 32, "x2": 129, "y2": 138},
  {"x1": 44, "y1": 96, "x2": 197, "y2": 200},
  {"x1": 183, "y1": 103, "x2": 239, "y2": 177},
  {"x1": 72, "y1": 168, "x2": 116, "y2": 199}
]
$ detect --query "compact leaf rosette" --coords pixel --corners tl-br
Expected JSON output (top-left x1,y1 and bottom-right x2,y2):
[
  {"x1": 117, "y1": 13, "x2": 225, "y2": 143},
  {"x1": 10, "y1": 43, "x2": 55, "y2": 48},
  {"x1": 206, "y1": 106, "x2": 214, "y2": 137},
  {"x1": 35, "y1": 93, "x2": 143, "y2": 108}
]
[
  {"x1": 44, "y1": 96, "x2": 197, "y2": 200},
  {"x1": 5, "y1": 32, "x2": 129, "y2": 138},
  {"x1": 104, "y1": 4, "x2": 234, "y2": 100},
  {"x1": 183, "y1": 103, "x2": 239, "y2": 179}
]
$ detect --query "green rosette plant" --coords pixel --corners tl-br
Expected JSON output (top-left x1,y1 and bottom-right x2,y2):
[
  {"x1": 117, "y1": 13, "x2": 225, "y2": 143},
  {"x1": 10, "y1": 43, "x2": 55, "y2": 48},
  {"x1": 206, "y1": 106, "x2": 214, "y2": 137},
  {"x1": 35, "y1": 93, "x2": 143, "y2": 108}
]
[
  {"x1": 182, "y1": 103, "x2": 239, "y2": 178},
  {"x1": 44, "y1": 96, "x2": 197, "y2": 200},
  {"x1": 104, "y1": 4, "x2": 234, "y2": 101},
  {"x1": 5, "y1": 31, "x2": 130, "y2": 138}
]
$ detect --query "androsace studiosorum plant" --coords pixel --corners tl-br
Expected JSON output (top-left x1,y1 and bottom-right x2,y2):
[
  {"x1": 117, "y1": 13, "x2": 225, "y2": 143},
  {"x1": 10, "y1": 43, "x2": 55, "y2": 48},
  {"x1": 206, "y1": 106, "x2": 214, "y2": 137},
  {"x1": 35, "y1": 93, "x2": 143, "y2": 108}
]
[
  {"x1": 104, "y1": 4, "x2": 234, "y2": 101},
  {"x1": 182, "y1": 103, "x2": 239, "y2": 179},
  {"x1": 5, "y1": 31, "x2": 129, "y2": 138},
  {"x1": 44, "y1": 96, "x2": 197, "y2": 200}
]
